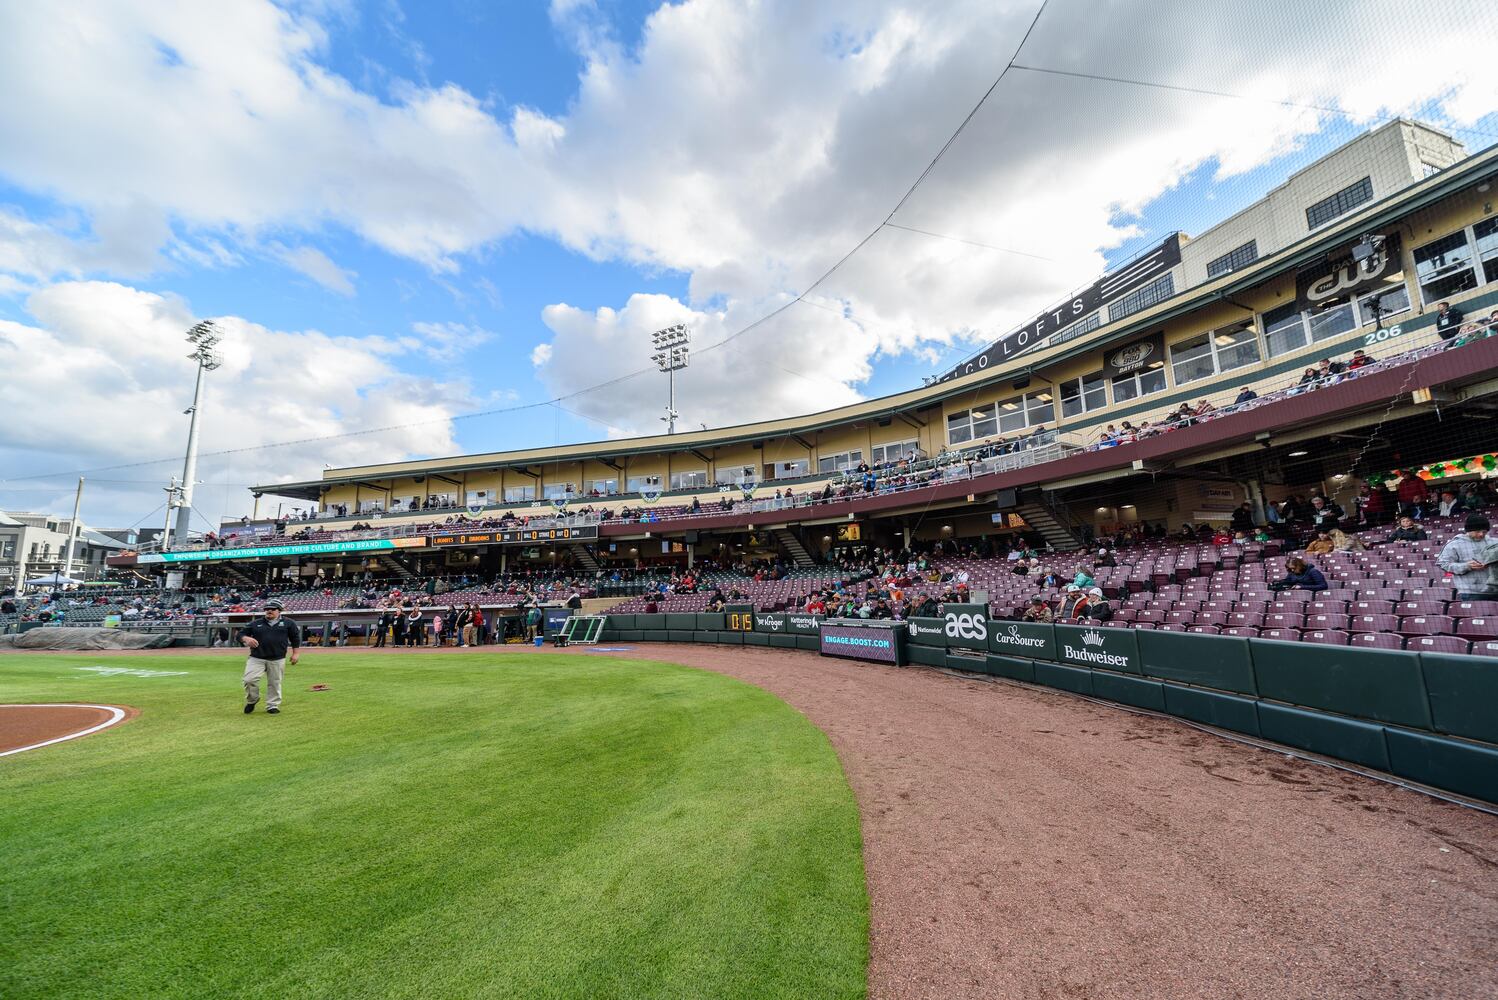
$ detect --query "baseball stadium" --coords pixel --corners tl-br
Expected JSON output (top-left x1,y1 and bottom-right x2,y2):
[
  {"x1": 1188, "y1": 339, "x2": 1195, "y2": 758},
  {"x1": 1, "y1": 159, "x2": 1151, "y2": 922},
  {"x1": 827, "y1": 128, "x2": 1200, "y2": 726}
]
[{"x1": 4, "y1": 4, "x2": 1498, "y2": 999}]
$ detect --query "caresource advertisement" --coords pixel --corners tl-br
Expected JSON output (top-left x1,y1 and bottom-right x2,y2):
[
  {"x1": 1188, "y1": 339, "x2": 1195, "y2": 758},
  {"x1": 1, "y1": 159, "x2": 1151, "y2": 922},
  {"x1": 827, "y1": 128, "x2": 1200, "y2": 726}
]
[{"x1": 818, "y1": 621, "x2": 907, "y2": 666}]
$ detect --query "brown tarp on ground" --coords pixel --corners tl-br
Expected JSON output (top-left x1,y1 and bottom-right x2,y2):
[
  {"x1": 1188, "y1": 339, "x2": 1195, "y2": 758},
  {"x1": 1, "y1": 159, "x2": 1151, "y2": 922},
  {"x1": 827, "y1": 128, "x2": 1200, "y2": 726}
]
[{"x1": 0, "y1": 627, "x2": 173, "y2": 650}]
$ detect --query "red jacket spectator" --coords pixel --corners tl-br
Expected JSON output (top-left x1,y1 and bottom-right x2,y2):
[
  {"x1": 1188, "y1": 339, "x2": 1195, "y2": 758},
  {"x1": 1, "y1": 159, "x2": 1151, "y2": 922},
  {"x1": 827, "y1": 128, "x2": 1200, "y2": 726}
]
[{"x1": 1396, "y1": 475, "x2": 1429, "y2": 510}]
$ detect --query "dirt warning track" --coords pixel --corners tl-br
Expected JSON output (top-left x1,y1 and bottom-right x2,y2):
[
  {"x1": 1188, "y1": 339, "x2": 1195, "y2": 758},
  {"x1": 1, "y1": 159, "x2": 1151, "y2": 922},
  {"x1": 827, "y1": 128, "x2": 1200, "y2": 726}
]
[
  {"x1": 544, "y1": 644, "x2": 1498, "y2": 1000},
  {"x1": 0, "y1": 704, "x2": 135, "y2": 757}
]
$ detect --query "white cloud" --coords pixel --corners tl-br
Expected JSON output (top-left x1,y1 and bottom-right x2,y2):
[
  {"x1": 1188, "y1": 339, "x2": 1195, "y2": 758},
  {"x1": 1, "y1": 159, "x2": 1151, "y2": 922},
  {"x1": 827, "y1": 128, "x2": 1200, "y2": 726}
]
[
  {"x1": 530, "y1": 342, "x2": 553, "y2": 367},
  {"x1": 0, "y1": 0, "x2": 1494, "y2": 445},
  {"x1": 0, "y1": 280, "x2": 472, "y2": 525},
  {"x1": 408, "y1": 320, "x2": 493, "y2": 362},
  {"x1": 272, "y1": 244, "x2": 356, "y2": 295}
]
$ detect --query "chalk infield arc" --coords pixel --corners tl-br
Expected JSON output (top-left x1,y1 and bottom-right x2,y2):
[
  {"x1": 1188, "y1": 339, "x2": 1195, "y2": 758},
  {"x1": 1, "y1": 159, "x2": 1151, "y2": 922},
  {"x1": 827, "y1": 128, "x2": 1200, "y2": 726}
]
[{"x1": 0, "y1": 704, "x2": 132, "y2": 758}]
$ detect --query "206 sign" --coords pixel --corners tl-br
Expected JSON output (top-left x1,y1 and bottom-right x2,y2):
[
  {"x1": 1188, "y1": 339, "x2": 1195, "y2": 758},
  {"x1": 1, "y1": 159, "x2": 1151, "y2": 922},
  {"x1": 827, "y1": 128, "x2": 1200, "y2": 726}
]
[{"x1": 1361, "y1": 324, "x2": 1403, "y2": 348}]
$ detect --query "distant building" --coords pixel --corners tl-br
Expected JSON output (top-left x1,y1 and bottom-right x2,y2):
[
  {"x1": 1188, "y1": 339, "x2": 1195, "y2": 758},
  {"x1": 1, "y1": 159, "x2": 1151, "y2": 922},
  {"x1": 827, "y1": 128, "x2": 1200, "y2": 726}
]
[{"x1": 0, "y1": 511, "x2": 127, "y2": 589}]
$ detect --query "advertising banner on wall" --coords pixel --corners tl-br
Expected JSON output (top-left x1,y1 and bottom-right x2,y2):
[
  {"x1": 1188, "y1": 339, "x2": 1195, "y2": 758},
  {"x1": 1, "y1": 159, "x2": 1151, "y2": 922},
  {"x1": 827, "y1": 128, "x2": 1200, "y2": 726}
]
[
  {"x1": 937, "y1": 236, "x2": 1182, "y2": 383},
  {"x1": 1102, "y1": 331, "x2": 1166, "y2": 378},
  {"x1": 818, "y1": 620, "x2": 908, "y2": 665},
  {"x1": 1295, "y1": 232, "x2": 1403, "y2": 312},
  {"x1": 987, "y1": 620, "x2": 1057, "y2": 659}
]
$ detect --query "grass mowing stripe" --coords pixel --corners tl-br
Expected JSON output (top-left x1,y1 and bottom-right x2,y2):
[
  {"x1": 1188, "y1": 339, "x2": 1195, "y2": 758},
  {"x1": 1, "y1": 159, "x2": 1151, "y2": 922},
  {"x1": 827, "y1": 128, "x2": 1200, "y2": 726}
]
[{"x1": 0, "y1": 653, "x2": 867, "y2": 1000}]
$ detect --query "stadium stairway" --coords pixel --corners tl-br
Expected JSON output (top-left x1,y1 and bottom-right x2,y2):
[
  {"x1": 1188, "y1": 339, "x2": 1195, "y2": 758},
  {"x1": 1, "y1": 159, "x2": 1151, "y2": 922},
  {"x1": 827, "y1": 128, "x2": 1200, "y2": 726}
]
[
  {"x1": 373, "y1": 553, "x2": 416, "y2": 580},
  {"x1": 770, "y1": 526, "x2": 816, "y2": 568},
  {"x1": 569, "y1": 544, "x2": 601, "y2": 573},
  {"x1": 1017, "y1": 492, "x2": 1085, "y2": 552}
]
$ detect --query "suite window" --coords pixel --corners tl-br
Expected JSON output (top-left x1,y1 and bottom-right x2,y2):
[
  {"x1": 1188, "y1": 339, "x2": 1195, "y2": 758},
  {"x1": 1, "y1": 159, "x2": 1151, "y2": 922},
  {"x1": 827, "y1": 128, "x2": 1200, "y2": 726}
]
[
  {"x1": 1306, "y1": 295, "x2": 1357, "y2": 343},
  {"x1": 771, "y1": 460, "x2": 810, "y2": 479},
  {"x1": 816, "y1": 450, "x2": 862, "y2": 473},
  {"x1": 1206, "y1": 240, "x2": 1259, "y2": 279},
  {"x1": 1060, "y1": 373, "x2": 1108, "y2": 417},
  {"x1": 585, "y1": 478, "x2": 618, "y2": 495},
  {"x1": 503, "y1": 485, "x2": 535, "y2": 502},
  {"x1": 1108, "y1": 273, "x2": 1176, "y2": 322},
  {"x1": 542, "y1": 483, "x2": 576, "y2": 499},
  {"x1": 1357, "y1": 282, "x2": 1410, "y2": 326},
  {"x1": 1414, "y1": 230, "x2": 1479, "y2": 304},
  {"x1": 1262, "y1": 302, "x2": 1310, "y2": 358},
  {"x1": 359, "y1": 499, "x2": 385, "y2": 513},
  {"x1": 1110, "y1": 366, "x2": 1166, "y2": 403},
  {"x1": 1474, "y1": 218, "x2": 1498, "y2": 284},
  {"x1": 947, "y1": 404, "x2": 998, "y2": 444},
  {"x1": 669, "y1": 470, "x2": 708, "y2": 490},
  {"x1": 625, "y1": 476, "x2": 660, "y2": 493},
  {"x1": 997, "y1": 392, "x2": 1053, "y2": 434},
  {"x1": 1170, "y1": 322, "x2": 1261, "y2": 386},
  {"x1": 715, "y1": 467, "x2": 752, "y2": 485},
  {"x1": 465, "y1": 490, "x2": 491, "y2": 506},
  {"x1": 871, "y1": 440, "x2": 918, "y2": 464},
  {"x1": 1306, "y1": 176, "x2": 1373, "y2": 230}
]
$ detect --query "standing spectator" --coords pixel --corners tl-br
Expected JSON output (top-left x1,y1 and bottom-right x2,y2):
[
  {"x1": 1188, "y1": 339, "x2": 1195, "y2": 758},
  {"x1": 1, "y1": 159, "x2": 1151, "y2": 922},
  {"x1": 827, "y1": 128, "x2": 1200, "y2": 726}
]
[
  {"x1": 1435, "y1": 300, "x2": 1465, "y2": 342},
  {"x1": 404, "y1": 608, "x2": 423, "y2": 647},
  {"x1": 1357, "y1": 483, "x2": 1389, "y2": 526},
  {"x1": 1438, "y1": 514, "x2": 1498, "y2": 600},
  {"x1": 1307, "y1": 495, "x2": 1344, "y2": 530},
  {"x1": 1396, "y1": 473, "x2": 1429, "y2": 518},
  {"x1": 1230, "y1": 503, "x2": 1255, "y2": 533},
  {"x1": 470, "y1": 604, "x2": 486, "y2": 645}
]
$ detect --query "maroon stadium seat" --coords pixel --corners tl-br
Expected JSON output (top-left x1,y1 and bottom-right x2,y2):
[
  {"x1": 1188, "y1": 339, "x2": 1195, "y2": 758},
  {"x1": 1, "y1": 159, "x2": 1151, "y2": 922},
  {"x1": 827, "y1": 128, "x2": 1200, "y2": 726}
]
[
  {"x1": 1349, "y1": 632, "x2": 1404, "y2": 650},
  {"x1": 1405, "y1": 635, "x2": 1469, "y2": 654},
  {"x1": 1467, "y1": 640, "x2": 1498, "y2": 657},
  {"x1": 1305, "y1": 613, "x2": 1350, "y2": 631},
  {"x1": 1348, "y1": 600, "x2": 1395, "y2": 616},
  {"x1": 1448, "y1": 600, "x2": 1498, "y2": 619},
  {"x1": 1456, "y1": 617, "x2": 1498, "y2": 640},
  {"x1": 1220, "y1": 626, "x2": 1259, "y2": 638},
  {"x1": 1302, "y1": 629, "x2": 1350, "y2": 645},
  {"x1": 1263, "y1": 612, "x2": 1305, "y2": 629},
  {"x1": 1348, "y1": 614, "x2": 1400, "y2": 633},
  {"x1": 1187, "y1": 625, "x2": 1221, "y2": 634},
  {"x1": 1394, "y1": 600, "x2": 1449, "y2": 617},
  {"x1": 1258, "y1": 628, "x2": 1300, "y2": 641},
  {"x1": 1399, "y1": 615, "x2": 1454, "y2": 637}
]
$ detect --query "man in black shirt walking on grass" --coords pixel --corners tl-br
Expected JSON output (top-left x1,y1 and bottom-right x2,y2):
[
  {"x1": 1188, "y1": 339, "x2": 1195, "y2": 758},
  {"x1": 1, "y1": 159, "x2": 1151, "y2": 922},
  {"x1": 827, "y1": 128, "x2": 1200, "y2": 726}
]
[{"x1": 239, "y1": 598, "x2": 301, "y2": 715}]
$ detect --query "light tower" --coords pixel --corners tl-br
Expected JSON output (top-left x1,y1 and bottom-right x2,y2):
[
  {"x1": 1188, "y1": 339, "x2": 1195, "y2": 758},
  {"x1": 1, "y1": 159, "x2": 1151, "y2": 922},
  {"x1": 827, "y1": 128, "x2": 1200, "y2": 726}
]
[
  {"x1": 169, "y1": 320, "x2": 224, "y2": 548},
  {"x1": 650, "y1": 323, "x2": 690, "y2": 435}
]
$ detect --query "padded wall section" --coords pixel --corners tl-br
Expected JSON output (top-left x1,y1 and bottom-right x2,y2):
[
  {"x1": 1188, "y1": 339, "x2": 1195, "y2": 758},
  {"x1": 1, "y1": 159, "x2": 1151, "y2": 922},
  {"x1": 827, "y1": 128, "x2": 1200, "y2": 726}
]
[
  {"x1": 1091, "y1": 671, "x2": 1167, "y2": 712},
  {"x1": 1249, "y1": 641, "x2": 1431, "y2": 729},
  {"x1": 1417, "y1": 653, "x2": 1498, "y2": 744},
  {"x1": 695, "y1": 614, "x2": 726, "y2": 631},
  {"x1": 1138, "y1": 631, "x2": 1257, "y2": 695},
  {"x1": 1034, "y1": 661, "x2": 1094, "y2": 695},
  {"x1": 1385, "y1": 728, "x2": 1498, "y2": 804},
  {"x1": 1162, "y1": 686, "x2": 1260, "y2": 737},
  {"x1": 1256, "y1": 703, "x2": 1391, "y2": 771},
  {"x1": 908, "y1": 644, "x2": 947, "y2": 667},
  {"x1": 985, "y1": 654, "x2": 1036, "y2": 683}
]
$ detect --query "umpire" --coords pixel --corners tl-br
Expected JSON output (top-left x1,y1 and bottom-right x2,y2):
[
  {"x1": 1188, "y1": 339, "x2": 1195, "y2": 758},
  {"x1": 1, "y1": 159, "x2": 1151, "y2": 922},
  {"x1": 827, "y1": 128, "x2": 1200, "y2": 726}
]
[{"x1": 239, "y1": 598, "x2": 301, "y2": 714}]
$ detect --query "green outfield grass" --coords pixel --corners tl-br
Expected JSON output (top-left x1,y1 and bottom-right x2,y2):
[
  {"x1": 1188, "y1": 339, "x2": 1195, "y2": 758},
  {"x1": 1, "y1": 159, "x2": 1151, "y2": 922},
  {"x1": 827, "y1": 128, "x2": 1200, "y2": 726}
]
[{"x1": 0, "y1": 652, "x2": 867, "y2": 1000}]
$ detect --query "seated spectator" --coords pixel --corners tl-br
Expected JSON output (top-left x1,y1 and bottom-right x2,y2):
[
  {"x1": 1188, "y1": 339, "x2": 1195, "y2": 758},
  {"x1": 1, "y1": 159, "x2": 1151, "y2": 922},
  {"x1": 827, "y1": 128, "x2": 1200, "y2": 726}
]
[
  {"x1": 1022, "y1": 596, "x2": 1054, "y2": 623},
  {"x1": 1384, "y1": 515, "x2": 1428, "y2": 543},
  {"x1": 1271, "y1": 557, "x2": 1328, "y2": 592},
  {"x1": 1437, "y1": 489, "x2": 1475, "y2": 517},
  {"x1": 1315, "y1": 357, "x2": 1346, "y2": 384},
  {"x1": 1305, "y1": 530, "x2": 1335, "y2": 555},
  {"x1": 1296, "y1": 367, "x2": 1319, "y2": 389},
  {"x1": 1057, "y1": 585, "x2": 1091, "y2": 620},
  {"x1": 1092, "y1": 547, "x2": 1116, "y2": 569},
  {"x1": 1072, "y1": 568, "x2": 1095, "y2": 589},
  {"x1": 1194, "y1": 399, "x2": 1216, "y2": 417},
  {"x1": 1233, "y1": 386, "x2": 1259, "y2": 404},
  {"x1": 1081, "y1": 588, "x2": 1113, "y2": 621},
  {"x1": 1345, "y1": 348, "x2": 1373, "y2": 370},
  {"x1": 1210, "y1": 527, "x2": 1232, "y2": 546},
  {"x1": 1039, "y1": 569, "x2": 1063, "y2": 589}
]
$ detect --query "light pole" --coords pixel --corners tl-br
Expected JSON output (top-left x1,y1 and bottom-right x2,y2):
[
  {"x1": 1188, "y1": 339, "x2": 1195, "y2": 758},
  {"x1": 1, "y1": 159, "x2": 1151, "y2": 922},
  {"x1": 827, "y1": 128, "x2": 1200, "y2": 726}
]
[
  {"x1": 650, "y1": 323, "x2": 690, "y2": 435},
  {"x1": 169, "y1": 320, "x2": 223, "y2": 548}
]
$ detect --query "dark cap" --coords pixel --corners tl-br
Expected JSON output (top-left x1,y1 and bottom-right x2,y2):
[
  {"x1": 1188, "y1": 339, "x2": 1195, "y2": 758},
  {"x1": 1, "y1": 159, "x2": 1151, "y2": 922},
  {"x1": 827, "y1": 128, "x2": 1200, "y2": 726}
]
[
  {"x1": 1466, "y1": 513, "x2": 1490, "y2": 533},
  {"x1": 263, "y1": 598, "x2": 285, "y2": 611}
]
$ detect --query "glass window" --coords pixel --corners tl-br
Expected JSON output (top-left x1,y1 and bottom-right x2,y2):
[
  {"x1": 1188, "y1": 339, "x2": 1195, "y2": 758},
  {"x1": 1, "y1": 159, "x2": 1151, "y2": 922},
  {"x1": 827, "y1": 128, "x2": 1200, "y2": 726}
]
[
  {"x1": 946, "y1": 410, "x2": 973, "y2": 444},
  {"x1": 1111, "y1": 367, "x2": 1166, "y2": 403},
  {"x1": 465, "y1": 490, "x2": 490, "y2": 506},
  {"x1": 1108, "y1": 273, "x2": 1176, "y2": 322},
  {"x1": 772, "y1": 460, "x2": 810, "y2": 479},
  {"x1": 715, "y1": 466, "x2": 755, "y2": 485},
  {"x1": 359, "y1": 499, "x2": 384, "y2": 513},
  {"x1": 1263, "y1": 302, "x2": 1309, "y2": 358},
  {"x1": 971, "y1": 405, "x2": 997, "y2": 438},
  {"x1": 1026, "y1": 392, "x2": 1054, "y2": 428},
  {"x1": 1475, "y1": 218, "x2": 1498, "y2": 284},
  {"x1": 816, "y1": 450, "x2": 862, "y2": 473},
  {"x1": 669, "y1": 470, "x2": 707, "y2": 490},
  {"x1": 997, "y1": 398, "x2": 1026, "y2": 434},
  {"x1": 1206, "y1": 240, "x2": 1258, "y2": 279},
  {"x1": 871, "y1": 440, "x2": 918, "y2": 464},
  {"x1": 626, "y1": 476, "x2": 660, "y2": 493},
  {"x1": 1060, "y1": 373, "x2": 1108, "y2": 417},
  {"x1": 1050, "y1": 311, "x2": 1100, "y2": 346},
  {"x1": 1306, "y1": 176, "x2": 1373, "y2": 230},
  {"x1": 542, "y1": 483, "x2": 575, "y2": 499},
  {"x1": 503, "y1": 485, "x2": 536, "y2": 502},
  {"x1": 1357, "y1": 283, "x2": 1410, "y2": 327},
  {"x1": 1413, "y1": 230, "x2": 1478, "y2": 305},
  {"x1": 1169, "y1": 334, "x2": 1216, "y2": 386},
  {"x1": 995, "y1": 392, "x2": 1053, "y2": 433},
  {"x1": 585, "y1": 478, "x2": 618, "y2": 495},
  {"x1": 1212, "y1": 322, "x2": 1261, "y2": 371},
  {"x1": 1307, "y1": 298, "x2": 1356, "y2": 342}
]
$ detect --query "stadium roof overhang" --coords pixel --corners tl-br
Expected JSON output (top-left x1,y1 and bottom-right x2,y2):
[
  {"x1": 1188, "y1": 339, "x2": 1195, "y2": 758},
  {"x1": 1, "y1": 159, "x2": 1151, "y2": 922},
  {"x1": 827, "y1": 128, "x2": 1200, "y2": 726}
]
[{"x1": 254, "y1": 142, "x2": 1498, "y2": 499}]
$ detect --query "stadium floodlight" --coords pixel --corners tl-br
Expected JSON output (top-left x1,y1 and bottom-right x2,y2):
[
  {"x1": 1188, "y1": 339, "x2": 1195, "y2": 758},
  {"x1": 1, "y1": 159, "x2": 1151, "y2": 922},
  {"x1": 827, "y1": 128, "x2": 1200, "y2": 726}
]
[
  {"x1": 167, "y1": 319, "x2": 224, "y2": 553},
  {"x1": 649, "y1": 323, "x2": 690, "y2": 434}
]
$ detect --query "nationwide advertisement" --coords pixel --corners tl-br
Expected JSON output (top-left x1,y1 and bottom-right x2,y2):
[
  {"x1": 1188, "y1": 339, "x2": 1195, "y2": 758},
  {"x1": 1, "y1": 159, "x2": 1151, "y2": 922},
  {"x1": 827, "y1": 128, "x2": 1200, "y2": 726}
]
[
  {"x1": 904, "y1": 617, "x2": 948, "y2": 647},
  {"x1": 1055, "y1": 624, "x2": 1139, "y2": 672},
  {"x1": 818, "y1": 620, "x2": 908, "y2": 666}
]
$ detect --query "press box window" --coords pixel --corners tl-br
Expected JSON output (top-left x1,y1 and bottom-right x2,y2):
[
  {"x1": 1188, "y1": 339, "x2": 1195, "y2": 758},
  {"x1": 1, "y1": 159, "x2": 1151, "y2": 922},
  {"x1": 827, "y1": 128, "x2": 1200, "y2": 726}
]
[
  {"x1": 669, "y1": 470, "x2": 708, "y2": 490},
  {"x1": 503, "y1": 485, "x2": 536, "y2": 502},
  {"x1": 585, "y1": 479, "x2": 618, "y2": 495},
  {"x1": 871, "y1": 440, "x2": 918, "y2": 464},
  {"x1": 997, "y1": 392, "x2": 1053, "y2": 434},
  {"x1": 626, "y1": 476, "x2": 661, "y2": 493},
  {"x1": 1110, "y1": 367, "x2": 1166, "y2": 403},
  {"x1": 771, "y1": 460, "x2": 810, "y2": 479},
  {"x1": 1306, "y1": 176, "x2": 1373, "y2": 230},
  {"x1": 1413, "y1": 229, "x2": 1480, "y2": 306},
  {"x1": 1060, "y1": 373, "x2": 1107, "y2": 417},
  {"x1": 1205, "y1": 240, "x2": 1258, "y2": 279},
  {"x1": 816, "y1": 450, "x2": 862, "y2": 473},
  {"x1": 946, "y1": 405, "x2": 997, "y2": 444},
  {"x1": 1170, "y1": 322, "x2": 1261, "y2": 386}
]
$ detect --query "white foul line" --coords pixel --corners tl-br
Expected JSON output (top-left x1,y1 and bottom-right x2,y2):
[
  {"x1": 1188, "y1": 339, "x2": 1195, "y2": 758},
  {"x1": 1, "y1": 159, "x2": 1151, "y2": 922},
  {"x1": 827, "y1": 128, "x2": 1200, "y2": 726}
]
[{"x1": 0, "y1": 704, "x2": 129, "y2": 758}]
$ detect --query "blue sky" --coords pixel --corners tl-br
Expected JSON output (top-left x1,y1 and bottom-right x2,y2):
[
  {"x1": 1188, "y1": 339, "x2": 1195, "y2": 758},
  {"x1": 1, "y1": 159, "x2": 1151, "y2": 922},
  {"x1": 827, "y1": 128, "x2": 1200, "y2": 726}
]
[{"x1": 1, "y1": 0, "x2": 1494, "y2": 527}]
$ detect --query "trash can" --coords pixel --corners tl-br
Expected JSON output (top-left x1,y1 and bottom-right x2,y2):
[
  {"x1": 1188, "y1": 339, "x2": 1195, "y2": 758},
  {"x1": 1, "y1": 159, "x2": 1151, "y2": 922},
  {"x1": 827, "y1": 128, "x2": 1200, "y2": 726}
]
[{"x1": 533, "y1": 635, "x2": 544, "y2": 648}]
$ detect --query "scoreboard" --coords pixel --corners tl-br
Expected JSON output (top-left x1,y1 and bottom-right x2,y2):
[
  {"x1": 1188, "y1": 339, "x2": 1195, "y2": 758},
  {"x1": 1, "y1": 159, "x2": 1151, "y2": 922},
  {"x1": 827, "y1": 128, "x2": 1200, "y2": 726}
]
[
  {"x1": 429, "y1": 525, "x2": 599, "y2": 547},
  {"x1": 724, "y1": 604, "x2": 756, "y2": 631}
]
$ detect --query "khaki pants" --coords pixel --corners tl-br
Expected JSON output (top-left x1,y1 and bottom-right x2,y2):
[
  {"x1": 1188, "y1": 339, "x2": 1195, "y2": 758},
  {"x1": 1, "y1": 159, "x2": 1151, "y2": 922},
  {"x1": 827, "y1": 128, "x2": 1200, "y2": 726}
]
[
  {"x1": 462, "y1": 623, "x2": 476, "y2": 646},
  {"x1": 244, "y1": 656, "x2": 285, "y2": 710}
]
